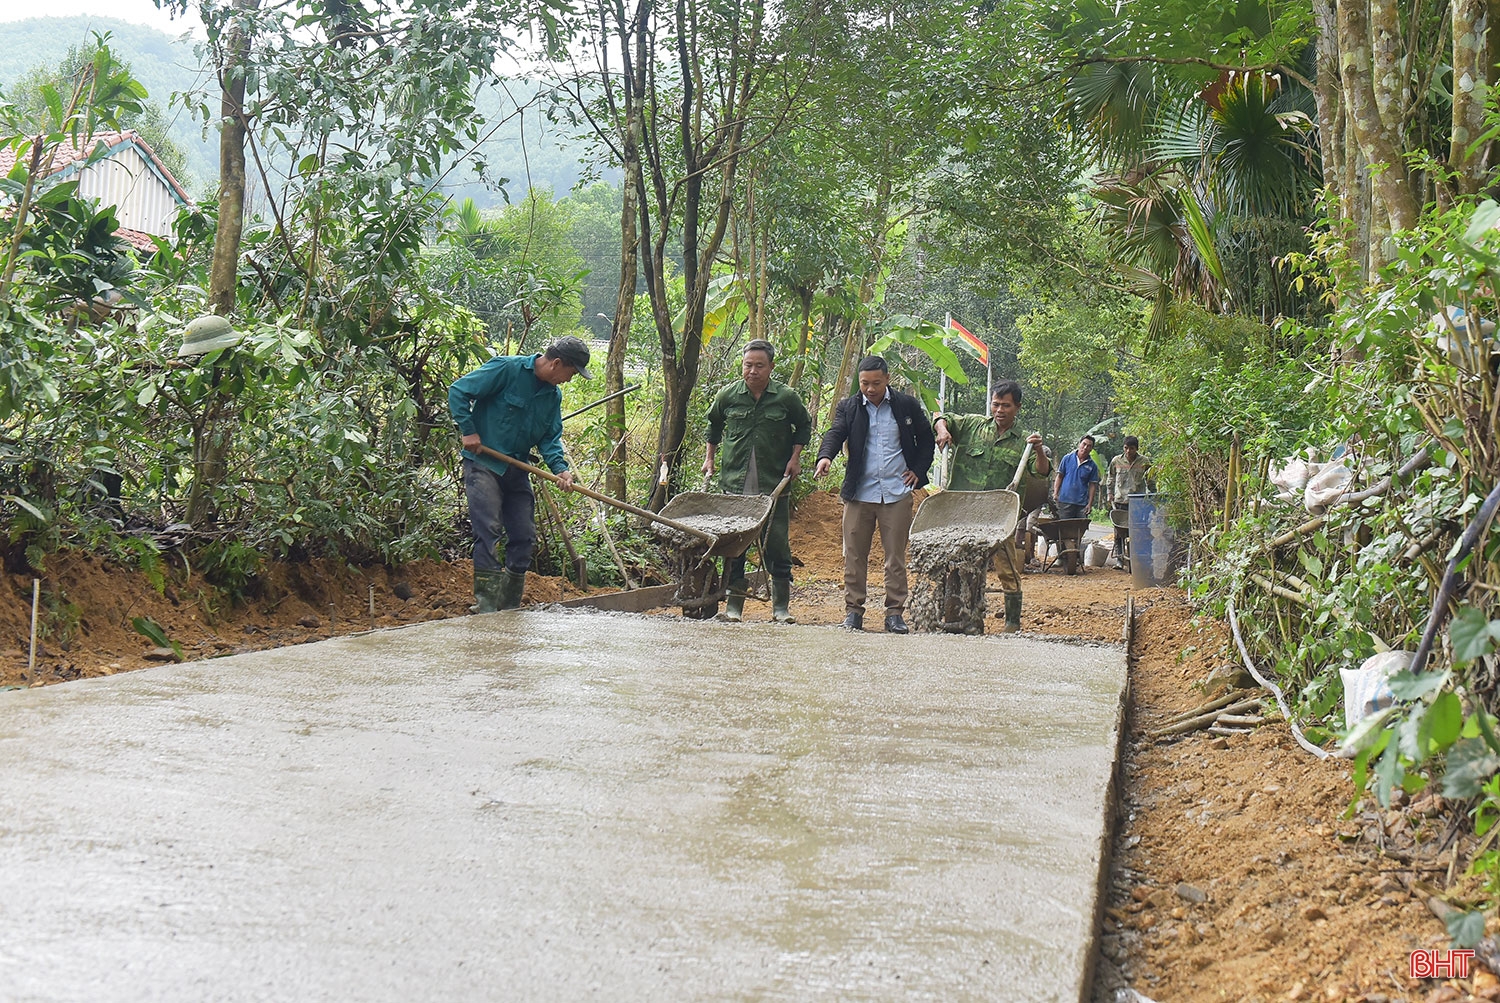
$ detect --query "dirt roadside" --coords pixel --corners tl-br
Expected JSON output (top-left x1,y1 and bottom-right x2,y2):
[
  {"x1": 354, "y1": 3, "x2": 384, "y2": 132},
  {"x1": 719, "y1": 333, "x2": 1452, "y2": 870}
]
[{"x1": 1, "y1": 489, "x2": 1481, "y2": 1001}]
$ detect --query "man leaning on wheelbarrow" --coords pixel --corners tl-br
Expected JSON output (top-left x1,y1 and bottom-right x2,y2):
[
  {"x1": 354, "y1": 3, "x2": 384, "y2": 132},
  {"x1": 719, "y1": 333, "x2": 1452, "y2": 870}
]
[
  {"x1": 448, "y1": 336, "x2": 591, "y2": 613},
  {"x1": 703, "y1": 339, "x2": 812, "y2": 624},
  {"x1": 933, "y1": 380, "x2": 1050, "y2": 633}
]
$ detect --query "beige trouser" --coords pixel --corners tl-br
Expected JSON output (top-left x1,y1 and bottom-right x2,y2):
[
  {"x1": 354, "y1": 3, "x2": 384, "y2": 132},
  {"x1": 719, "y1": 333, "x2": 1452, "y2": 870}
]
[
  {"x1": 992, "y1": 538, "x2": 1023, "y2": 593},
  {"x1": 842, "y1": 495, "x2": 914, "y2": 614}
]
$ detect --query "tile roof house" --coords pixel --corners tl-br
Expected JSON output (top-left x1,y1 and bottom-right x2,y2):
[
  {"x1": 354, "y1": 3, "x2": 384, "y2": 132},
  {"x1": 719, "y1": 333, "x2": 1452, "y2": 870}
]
[{"x1": 0, "y1": 130, "x2": 193, "y2": 251}]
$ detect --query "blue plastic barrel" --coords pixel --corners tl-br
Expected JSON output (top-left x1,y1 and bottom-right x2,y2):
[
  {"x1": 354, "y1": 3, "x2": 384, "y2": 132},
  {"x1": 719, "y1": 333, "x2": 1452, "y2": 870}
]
[{"x1": 1128, "y1": 493, "x2": 1181, "y2": 589}]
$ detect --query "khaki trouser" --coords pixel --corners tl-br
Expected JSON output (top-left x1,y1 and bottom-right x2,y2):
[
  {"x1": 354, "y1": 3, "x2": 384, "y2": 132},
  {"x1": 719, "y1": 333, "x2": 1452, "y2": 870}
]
[
  {"x1": 992, "y1": 538, "x2": 1023, "y2": 593},
  {"x1": 841, "y1": 495, "x2": 914, "y2": 614}
]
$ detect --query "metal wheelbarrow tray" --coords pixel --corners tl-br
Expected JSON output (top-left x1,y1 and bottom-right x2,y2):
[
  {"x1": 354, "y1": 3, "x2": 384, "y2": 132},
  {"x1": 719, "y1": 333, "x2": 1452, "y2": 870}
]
[
  {"x1": 652, "y1": 490, "x2": 781, "y2": 558},
  {"x1": 908, "y1": 488, "x2": 1022, "y2": 552},
  {"x1": 1035, "y1": 517, "x2": 1093, "y2": 575}
]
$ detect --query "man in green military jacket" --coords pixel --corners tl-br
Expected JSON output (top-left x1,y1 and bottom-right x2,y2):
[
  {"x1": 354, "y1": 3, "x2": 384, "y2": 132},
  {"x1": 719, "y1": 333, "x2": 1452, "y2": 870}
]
[
  {"x1": 933, "y1": 379, "x2": 1050, "y2": 632},
  {"x1": 703, "y1": 339, "x2": 812, "y2": 623}
]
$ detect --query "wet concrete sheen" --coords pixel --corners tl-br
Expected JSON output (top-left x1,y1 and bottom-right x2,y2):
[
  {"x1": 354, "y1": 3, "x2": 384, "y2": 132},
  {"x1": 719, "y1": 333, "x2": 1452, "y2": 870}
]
[{"x1": 0, "y1": 610, "x2": 1126, "y2": 1002}]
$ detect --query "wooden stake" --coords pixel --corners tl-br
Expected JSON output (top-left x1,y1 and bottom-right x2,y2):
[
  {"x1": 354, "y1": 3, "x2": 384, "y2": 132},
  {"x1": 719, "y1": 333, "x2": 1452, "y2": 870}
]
[
  {"x1": 537, "y1": 481, "x2": 586, "y2": 589},
  {"x1": 591, "y1": 500, "x2": 636, "y2": 590},
  {"x1": 28, "y1": 578, "x2": 39, "y2": 679}
]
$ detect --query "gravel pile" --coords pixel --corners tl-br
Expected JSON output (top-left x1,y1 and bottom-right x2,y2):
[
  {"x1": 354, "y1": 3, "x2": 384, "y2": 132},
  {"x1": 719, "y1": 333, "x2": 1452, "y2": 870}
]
[{"x1": 652, "y1": 514, "x2": 760, "y2": 551}]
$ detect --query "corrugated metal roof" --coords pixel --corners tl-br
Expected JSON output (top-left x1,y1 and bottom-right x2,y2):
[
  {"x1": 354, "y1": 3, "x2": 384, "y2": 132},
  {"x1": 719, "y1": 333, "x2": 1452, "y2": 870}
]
[{"x1": 0, "y1": 130, "x2": 192, "y2": 206}]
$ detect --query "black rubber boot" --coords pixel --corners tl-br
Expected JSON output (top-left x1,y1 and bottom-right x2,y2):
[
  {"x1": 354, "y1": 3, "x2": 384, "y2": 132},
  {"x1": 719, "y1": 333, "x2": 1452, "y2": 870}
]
[
  {"x1": 473, "y1": 569, "x2": 506, "y2": 613},
  {"x1": 771, "y1": 578, "x2": 794, "y2": 623},
  {"x1": 496, "y1": 569, "x2": 527, "y2": 610},
  {"x1": 1001, "y1": 591, "x2": 1022, "y2": 633}
]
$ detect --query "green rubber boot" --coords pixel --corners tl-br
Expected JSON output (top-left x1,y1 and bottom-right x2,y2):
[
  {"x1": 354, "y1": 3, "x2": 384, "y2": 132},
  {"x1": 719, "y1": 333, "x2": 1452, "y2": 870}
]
[
  {"x1": 719, "y1": 588, "x2": 746, "y2": 622},
  {"x1": 496, "y1": 569, "x2": 527, "y2": 610},
  {"x1": 771, "y1": 578, "x2": 795, "y2": 624},
  {"x1": 473, "y1": 568, "x2": 506, "y2": 614},
  {"x1": 1001, "y1": 591, "x2": 1022, "y2": 634}
]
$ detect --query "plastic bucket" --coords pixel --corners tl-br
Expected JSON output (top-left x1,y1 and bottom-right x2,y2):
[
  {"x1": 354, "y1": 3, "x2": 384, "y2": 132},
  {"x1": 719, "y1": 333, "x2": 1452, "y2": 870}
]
[{"x1": 1128, "y1": 493, "x2": 1182, "y2": 588}]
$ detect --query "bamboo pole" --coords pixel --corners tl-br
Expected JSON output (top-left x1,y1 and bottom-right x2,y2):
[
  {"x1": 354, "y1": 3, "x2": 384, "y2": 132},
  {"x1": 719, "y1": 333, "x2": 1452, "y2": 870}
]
[
  {"x1": 1149, "y1": 697, "x2": 1266, "y2": 738},
  {"x1": 1158, "y1": 687, "x2": 1260, "y2": 726},
  {"x1": 1249, "y1": 572, "x2": 1309, "y2": 605},
  {"x1": 1224, "y1": 432, "x2": 1242, "y2": 535}
]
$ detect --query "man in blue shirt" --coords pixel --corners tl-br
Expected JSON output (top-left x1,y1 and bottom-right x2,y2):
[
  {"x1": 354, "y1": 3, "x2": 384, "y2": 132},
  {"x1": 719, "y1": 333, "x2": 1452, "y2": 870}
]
[
  {"x1": 449, "y1": 337, "x2": 591, "y2": 611},
  {"x1": 1052, "y1": 434, "x2": 1100, "y2": 520},
  {"x1": 814, "y1": 356, "x2": 935, "y2": 633}
]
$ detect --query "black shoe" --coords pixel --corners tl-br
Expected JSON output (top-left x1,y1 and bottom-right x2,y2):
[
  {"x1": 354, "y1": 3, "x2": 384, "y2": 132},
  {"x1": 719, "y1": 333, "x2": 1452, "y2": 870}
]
[
  {"x1": 842, "y1": 611, "x2": 864, "y2": 631},
  {"x1": 884, "y1": 614, "x2": 909, "y2": 634}
]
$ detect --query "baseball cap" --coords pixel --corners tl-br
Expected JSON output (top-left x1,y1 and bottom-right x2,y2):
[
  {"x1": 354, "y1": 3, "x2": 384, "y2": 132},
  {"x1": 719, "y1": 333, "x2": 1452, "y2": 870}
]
[{"x1": 547, "y1": 336, "x2": 593, "y2": 379}]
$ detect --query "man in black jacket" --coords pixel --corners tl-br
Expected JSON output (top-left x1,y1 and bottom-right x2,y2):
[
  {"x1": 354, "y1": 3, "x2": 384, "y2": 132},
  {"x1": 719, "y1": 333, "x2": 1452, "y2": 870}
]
[{"x1": 813, "y1": 356, "x2": 936, "y2": 633}]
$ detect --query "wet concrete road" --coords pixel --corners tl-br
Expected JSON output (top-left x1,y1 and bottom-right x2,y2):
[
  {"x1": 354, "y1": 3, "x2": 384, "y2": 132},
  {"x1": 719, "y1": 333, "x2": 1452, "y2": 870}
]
[{"x1": 0, "y1": 610, "x2": 1126, "y2": 1002}]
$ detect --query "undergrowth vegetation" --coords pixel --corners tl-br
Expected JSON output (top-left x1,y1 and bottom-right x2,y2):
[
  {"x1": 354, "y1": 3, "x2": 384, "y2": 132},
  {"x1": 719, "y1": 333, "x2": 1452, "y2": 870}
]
[{"x1": 1165, "y1": 202, "x2": 1500, "y2": 937}]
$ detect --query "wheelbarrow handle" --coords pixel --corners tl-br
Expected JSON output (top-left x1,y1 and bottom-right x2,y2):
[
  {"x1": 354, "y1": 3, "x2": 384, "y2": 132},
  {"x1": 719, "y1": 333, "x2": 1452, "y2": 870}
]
[
  {"x1": 472, "y1": 444, "x2": 716, "y2": 545},
  {"x1": 767, "y1": 473, "x2": 794, "y2": 508}
]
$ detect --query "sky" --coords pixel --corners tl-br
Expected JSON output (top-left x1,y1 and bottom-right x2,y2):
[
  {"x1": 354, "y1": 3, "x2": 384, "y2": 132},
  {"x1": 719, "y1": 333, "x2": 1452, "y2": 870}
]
[{"x1": 0, "y1": 0, "x2": 201, "y2": 36}]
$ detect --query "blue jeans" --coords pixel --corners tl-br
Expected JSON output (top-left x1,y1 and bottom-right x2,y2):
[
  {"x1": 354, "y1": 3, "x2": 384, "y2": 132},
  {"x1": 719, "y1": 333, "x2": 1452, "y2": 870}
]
[
  {"x1": 463, "y1": 459, "x2": 536, "y2": 573},
  {"x1": 1057, "y1": 501, "x2": 1090, "y2": 520}
]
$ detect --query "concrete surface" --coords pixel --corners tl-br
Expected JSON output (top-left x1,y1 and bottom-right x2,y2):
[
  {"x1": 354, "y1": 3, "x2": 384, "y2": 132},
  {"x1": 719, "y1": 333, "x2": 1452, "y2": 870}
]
[{"x1": 0, "y1": 610, "x2": 1127, "y2": 1002}]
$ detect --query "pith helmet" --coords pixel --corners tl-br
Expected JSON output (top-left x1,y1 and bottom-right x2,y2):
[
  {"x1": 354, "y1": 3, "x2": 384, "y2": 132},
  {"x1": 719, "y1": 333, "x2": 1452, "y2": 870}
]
[{"x1": 177, "y1": 315, "x2": 243, "y2": 357}]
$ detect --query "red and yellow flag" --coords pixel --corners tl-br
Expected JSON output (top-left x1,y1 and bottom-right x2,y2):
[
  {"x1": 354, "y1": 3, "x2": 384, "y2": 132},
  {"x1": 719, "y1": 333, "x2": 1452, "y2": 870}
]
[{"x1": 948, "y1": 318, "x2": 989, "y2": 365}]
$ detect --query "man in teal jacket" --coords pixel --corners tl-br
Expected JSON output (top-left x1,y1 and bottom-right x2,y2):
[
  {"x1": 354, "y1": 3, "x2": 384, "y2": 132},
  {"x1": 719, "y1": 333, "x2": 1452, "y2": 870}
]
[{"x1": 449, "y1": 336, "x2": 592, "y2": 611}]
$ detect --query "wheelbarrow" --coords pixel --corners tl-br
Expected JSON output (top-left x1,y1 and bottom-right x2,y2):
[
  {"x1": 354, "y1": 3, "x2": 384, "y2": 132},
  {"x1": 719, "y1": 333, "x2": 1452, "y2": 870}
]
[
  {"x1": 1110, "y1": 506, "x2": 1131, "y2": 572},
  {"x1": 908, "y1": 444, "x2": 1030, "y2": 633},
  {"x1": 1034, "y1": 516, "x2": 1092, "y2": 575},
  {"x1": 652, "y1": 474, "x2": 793, "y2": 618}
]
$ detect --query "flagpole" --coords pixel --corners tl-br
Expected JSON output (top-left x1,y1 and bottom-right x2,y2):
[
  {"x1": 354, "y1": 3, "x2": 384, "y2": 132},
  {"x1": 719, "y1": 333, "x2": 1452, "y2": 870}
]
[
  {"x1": 985, "y1": 353, "x2": 992, "y2": 404},
  {"x1": 940, "y1": 313, "x2": 950, "y2": 414}
]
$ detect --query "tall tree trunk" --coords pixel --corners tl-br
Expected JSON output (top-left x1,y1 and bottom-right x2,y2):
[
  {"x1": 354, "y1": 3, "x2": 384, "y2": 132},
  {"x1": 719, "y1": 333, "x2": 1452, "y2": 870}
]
[
  {"x1": 645, "y1": 0, "x2": 762, "y2": 510},
  {"x1": 606, "y1": 127, "x2": 640, "y2": 503},
  {"x1": 1310, "y1": 0, "x2": 1344, "y2": 213},
  {"x1": 832, "y1": 176, "x2": 893, "y2": 417},
  {"x1": 207, "y1": 0, "x2": 257, "y2": 316},
  {"x1": 789, "y1": 286, "x2": 813, "y2": 388},
  {"x1": 1339, "y1": 0, "x2": 1420, "y2": 234},
  {"x1": 806, "y1": 312, "x2": 841, "y2": 429},
  {"x1": 601, "y1": 0, "x2": 648, "y2": 504},
  {"x1": 742, "y1": 171, "x2": 764, "y2": 342},
  {"x1": 1452, "y1": 0, "x2": 1492, "y2": 194}
]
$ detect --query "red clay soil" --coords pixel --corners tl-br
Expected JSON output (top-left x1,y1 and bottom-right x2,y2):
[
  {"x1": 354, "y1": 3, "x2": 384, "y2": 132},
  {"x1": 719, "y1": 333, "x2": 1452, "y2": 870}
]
[
  {"x1": 3, "y1": 488, "x2": 1488, "y2": 1001},
  {"x1": 1, "y1": 552, "x2": 597, "y2": 687}
]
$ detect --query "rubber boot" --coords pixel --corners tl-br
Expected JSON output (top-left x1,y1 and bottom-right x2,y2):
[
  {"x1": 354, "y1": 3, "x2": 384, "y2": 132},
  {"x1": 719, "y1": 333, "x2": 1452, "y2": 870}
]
[
  {"x1": 771, "y1": 578, "x2": 795, "y2": 624},
  {"x1": 719, "y1": 589, "x2": 746, "y2": 622},
  {"x1": 473, "y1": 568, "x2": 506, "y2": 614},
  {"x1": 1000, "y1": 591, "x2": 1022, "y2": 634},
  {"x1": 496, "y1": 569, "x2": 527, "y2": 610}
]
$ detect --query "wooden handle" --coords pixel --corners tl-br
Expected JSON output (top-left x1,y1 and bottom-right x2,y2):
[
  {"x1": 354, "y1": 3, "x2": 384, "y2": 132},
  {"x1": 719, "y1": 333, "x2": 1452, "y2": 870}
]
[
  {"x1": 1008, "y1": 442, "x2": 1033, "y2": 492},
  {"x1": 473, "y1": 445, "x2": 717, "y2": 545}
]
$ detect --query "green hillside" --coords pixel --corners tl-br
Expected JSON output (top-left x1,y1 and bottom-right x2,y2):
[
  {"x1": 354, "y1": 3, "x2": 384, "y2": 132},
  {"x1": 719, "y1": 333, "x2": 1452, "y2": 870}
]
[{"x1": 0, "y1": 16, "x2": 614, "y2": 203}]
